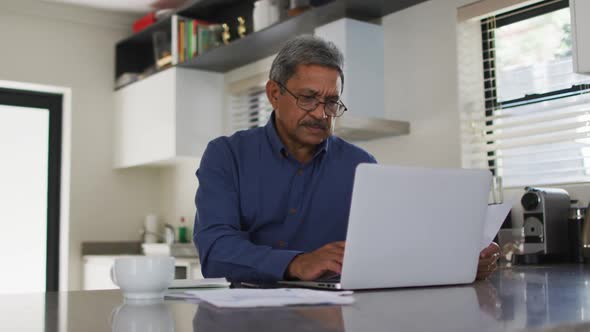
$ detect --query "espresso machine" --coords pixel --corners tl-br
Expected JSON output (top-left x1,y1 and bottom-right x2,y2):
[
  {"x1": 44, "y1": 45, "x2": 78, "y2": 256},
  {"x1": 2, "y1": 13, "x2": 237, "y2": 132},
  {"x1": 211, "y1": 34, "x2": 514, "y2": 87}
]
[{"x1": 514, "y1": 187, "x2": 570, "y2": 264}]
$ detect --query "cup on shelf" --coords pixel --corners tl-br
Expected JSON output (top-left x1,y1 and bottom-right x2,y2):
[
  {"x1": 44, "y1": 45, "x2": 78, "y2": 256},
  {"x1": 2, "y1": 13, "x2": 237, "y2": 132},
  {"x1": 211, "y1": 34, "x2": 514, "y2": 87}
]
[
  {"x1": 110, "y1": 256, "x2": 175, "y2": 300},
  {"x1": 253, "y1": 0, "x2": 281, "y2": 32}
]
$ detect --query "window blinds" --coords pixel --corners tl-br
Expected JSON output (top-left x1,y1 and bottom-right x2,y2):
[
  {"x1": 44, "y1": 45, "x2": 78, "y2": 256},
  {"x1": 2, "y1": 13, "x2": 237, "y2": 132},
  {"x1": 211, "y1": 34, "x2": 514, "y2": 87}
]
[
  {"x1": 460, "y1": 1, "x2": 590, "y2": 187},
  {"x1": 229, "y1": 84, "x2": 273, "y2": 133}
]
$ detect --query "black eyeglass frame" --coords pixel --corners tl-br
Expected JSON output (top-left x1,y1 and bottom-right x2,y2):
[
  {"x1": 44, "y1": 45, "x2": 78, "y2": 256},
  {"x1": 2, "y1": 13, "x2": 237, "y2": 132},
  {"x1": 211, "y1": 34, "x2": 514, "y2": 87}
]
[{"x1": 275, "y1": 81, "x2": 348, "y2": 118}]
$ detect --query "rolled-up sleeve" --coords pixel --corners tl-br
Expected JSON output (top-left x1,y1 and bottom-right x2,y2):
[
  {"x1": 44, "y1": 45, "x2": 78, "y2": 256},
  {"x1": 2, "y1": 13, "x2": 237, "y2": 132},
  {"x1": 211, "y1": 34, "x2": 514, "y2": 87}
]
[{"x1": 193, "y1": 138, "x2": 302, "y2": 282}]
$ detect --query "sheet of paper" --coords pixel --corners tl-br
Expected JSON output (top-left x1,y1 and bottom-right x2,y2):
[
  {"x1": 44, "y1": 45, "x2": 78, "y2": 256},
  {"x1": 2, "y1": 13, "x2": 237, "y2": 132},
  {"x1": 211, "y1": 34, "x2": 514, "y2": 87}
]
[
  {"x1": 481, "y1": 201, "x2": 513, "y2": 251},
  {"x1": 175, "y1": 288, "x2": 354, "y2": 308},
  {"x1": 168, "y1": 277, "x2": 230, "y2": 289}
]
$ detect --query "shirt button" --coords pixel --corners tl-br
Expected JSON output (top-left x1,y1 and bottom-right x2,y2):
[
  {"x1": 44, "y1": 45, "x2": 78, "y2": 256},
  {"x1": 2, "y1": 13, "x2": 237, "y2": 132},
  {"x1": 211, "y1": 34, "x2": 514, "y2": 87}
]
[
  {"x1": 296, "y1": 169, "x2": 303, "y2": 176},
  {"x1": 289, "y1": 208, "x2": 297, "y2": 215},
  {"x1": 278, "y1": 240, "x2": 286, "y2": 248}
]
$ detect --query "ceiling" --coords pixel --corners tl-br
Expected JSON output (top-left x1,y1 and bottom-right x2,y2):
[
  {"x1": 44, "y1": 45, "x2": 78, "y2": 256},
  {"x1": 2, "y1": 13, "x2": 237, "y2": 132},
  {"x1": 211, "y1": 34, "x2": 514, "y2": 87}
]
[{"x1": 42, "y1": 0, "x2": 153, "y2": 13}]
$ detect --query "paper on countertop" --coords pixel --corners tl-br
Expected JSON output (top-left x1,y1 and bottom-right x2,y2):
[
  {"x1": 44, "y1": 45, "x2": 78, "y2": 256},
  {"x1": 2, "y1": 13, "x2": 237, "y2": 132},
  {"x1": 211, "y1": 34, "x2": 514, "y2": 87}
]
[
  {"x1": 168, "y1": 277, "x2": 230, "y2": 289},
  {"x1": 170, "y1": 288, "x2": 354, "y2": 308},
  {"x1": 481, "y1": 201, "x2": 513, "y2": 251}
]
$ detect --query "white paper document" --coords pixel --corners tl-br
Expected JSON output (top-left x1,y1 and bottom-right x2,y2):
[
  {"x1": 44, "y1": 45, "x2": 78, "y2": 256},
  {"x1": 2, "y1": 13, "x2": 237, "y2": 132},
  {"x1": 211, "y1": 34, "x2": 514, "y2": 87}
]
[
  {"x1": 171, "y1": 288, "x2": 354, "y2": 308},
  {"x1": 481, "y1": 201, "x2": 513, "y2": 250},
  {"x1": 169, "y1": 277, "x2": 231, "y2": 289}
]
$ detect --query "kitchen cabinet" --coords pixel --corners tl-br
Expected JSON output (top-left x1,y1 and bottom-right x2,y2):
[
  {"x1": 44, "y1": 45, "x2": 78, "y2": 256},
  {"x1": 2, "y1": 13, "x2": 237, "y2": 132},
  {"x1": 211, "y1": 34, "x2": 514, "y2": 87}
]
[
  {"x1": 113, "y1": 67, "x2": 224, "y2": 168},
  {"x1": 571, "y1": 0, "x2": 590, "y2": 74},
  {"x1": 83, "y1": 255, "x2": 121, "y2": 290},
  {"x1": 175, "y1": 258, "x2": 203, "y2": 280}
]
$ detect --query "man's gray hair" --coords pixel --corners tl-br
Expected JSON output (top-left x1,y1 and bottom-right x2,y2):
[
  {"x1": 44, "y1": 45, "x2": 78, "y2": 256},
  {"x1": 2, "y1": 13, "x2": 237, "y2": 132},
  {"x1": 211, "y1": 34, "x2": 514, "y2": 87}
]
[{"x1": 269, "y1": 35, "x2": 344, "y2": 92}]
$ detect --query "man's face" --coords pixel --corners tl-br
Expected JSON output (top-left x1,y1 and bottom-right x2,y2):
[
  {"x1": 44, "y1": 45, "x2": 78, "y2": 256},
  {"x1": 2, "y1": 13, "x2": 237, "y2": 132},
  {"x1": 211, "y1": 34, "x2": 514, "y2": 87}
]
[{"x1": 267, "y1": 64, "x2": 342, "y2": 148}]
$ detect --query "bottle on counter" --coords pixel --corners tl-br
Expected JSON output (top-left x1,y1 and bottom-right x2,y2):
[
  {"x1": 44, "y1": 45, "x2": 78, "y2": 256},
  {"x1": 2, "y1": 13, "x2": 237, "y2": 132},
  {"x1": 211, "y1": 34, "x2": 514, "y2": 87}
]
[{"x1": 178, "y1": 217, "x2": 189, "y2": 243}]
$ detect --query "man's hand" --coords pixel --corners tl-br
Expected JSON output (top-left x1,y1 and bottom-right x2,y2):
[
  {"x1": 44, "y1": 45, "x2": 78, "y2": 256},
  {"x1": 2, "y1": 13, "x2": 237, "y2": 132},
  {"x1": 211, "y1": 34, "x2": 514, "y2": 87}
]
[
  {"x1": 477, "y1": 242, "x2": 500, "y2": 280},
  {"x1": 286, "y1": 241, "x2": 345, "y2": 281}
]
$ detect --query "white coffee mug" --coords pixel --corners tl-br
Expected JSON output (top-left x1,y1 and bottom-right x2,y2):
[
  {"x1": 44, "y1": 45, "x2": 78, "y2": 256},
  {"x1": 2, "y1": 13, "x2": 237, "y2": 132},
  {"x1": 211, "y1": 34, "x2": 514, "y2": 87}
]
[{"x1": 110, "y1": 256, "x2": 175, "y2": 300}]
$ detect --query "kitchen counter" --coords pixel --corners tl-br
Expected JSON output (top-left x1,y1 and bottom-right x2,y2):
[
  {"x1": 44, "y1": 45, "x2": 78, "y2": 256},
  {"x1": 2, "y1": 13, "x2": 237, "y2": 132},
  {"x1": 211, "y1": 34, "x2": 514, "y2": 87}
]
[
  {"x1": 3, "y1": 264, "x2": 590, "y2": 331},
  {"x1": 81, "y1": 242, "x2": 142, "y2": 256}
]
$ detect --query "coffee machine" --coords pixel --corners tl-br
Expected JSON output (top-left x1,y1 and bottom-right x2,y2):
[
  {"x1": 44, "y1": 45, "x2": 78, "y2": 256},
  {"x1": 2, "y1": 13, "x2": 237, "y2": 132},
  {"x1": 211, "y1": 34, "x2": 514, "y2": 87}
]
[{"x1": 515, "y1": 187, "x2": 570, "y2": 264}]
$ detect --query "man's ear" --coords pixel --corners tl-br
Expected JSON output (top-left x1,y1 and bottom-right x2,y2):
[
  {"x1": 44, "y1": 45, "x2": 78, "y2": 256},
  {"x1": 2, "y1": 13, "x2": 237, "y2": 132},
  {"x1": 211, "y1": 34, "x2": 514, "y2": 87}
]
[{"x1": 266, "y1": 80, "x2": 280, "y2": 109}]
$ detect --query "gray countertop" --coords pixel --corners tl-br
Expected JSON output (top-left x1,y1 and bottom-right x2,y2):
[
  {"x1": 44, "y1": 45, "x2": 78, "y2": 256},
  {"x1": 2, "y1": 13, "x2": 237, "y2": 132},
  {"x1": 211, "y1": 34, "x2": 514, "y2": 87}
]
[{"x1": 4, "y1": 264, "x2": 590, "y2": 332}]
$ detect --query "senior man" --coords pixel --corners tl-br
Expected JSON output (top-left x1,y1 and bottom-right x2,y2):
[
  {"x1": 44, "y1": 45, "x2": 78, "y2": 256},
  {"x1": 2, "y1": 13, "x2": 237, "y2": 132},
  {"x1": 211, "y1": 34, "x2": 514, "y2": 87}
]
[{"x1": 194, "y1": 35, "x2": 500, "y2": 282}]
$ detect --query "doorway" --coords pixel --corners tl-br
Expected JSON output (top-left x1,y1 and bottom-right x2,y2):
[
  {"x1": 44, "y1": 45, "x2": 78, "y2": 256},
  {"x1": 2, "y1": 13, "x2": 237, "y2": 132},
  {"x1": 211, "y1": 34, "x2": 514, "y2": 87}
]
[{"x1": 0, "y1": 88, "x2": 62, "y2": 293}]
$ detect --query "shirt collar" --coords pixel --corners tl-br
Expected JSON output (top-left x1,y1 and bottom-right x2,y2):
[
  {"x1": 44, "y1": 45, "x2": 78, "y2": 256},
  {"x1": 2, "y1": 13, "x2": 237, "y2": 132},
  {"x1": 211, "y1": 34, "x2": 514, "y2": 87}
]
[{"x1": 265, "y1": 111, "x2": 330, "y2": 159}]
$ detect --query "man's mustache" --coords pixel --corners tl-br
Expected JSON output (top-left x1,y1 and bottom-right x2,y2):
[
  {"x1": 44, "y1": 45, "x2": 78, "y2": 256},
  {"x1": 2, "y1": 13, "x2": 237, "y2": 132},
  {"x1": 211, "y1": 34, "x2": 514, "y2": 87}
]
[{"x1": 300, "y1": 119, "x2": 329, "y2": 130}]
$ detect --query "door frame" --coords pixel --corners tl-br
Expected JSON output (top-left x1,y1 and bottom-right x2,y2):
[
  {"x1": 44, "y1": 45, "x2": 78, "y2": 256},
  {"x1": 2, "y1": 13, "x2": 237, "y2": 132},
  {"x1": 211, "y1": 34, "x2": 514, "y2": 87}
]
[{"x1": 0, "y1": 87, "x2": 63, "y2": 292}]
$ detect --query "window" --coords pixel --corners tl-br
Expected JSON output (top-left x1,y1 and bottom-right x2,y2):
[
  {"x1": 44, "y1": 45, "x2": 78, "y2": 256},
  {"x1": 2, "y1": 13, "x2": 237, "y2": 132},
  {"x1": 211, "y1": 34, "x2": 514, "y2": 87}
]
[
  {"x1": 463, "y1": 0, "x2": 590, "y2": 187},
  {"x1": 228, "y1": 75, "x2": 273, "y2": 133}
]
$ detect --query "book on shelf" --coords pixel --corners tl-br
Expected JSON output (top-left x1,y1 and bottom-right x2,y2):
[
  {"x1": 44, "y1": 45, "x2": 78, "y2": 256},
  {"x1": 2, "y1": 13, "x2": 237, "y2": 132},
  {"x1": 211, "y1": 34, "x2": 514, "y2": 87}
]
[
  {"x1": 172, "y1": 15, "x2": 223, "y2": 65},
  {"x1": 179, "y1": 19, "x2": 185, "y2": 63},
  {"x1": 191, "y1": 21, "x2": 197, "y2": 58}
]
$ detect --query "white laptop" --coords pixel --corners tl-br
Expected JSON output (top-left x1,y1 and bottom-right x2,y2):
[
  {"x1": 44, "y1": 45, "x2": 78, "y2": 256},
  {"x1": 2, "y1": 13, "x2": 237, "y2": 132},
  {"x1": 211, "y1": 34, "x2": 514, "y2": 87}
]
[{"x1": 279, "y1": 164, "x2": 492, "y2": 290}]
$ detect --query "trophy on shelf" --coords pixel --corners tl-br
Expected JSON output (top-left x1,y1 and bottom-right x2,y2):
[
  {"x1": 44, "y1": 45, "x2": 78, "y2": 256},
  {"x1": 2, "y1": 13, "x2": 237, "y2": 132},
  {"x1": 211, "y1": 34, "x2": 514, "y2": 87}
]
[
  {"x1": 237, "y1": 16, "x2": 247, "y2": 38},
  {"x1": 222, "y1": 23, "x2": 231, "y2": 45}
]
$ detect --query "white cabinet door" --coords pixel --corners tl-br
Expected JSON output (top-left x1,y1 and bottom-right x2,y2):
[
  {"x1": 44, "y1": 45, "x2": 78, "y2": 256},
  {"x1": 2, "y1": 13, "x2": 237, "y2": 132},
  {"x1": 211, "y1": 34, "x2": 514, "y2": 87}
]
[
  {"x1": 114, "y1": 69, "x2": 175, "y2": 168},
  {"x1": 83, "y1": 256, "x2": 118, "y2": 290},
  {"x1": 114, "y1": 67, "x2": 224, "y2": 168},
  {"x1": 571, "y1": 0, "x2": 590, "y2": 74},
  {"x1": 175, "y1": 258, "x2": 203, "y2": 280}
]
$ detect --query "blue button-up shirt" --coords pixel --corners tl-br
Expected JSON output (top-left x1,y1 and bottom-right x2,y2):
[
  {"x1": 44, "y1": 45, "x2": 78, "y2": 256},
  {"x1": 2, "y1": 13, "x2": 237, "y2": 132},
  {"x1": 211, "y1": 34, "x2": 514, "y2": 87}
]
[{"x1": 194, "y1": 112, "x2": 376, "y2": 282}]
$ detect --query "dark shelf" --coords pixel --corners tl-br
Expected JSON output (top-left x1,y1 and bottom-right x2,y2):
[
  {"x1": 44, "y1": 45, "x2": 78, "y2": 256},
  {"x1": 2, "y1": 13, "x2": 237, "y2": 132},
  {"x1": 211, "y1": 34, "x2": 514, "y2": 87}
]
[
  {"x1": 178, "y1": 1, "x2": 349, "y2": 72},
  {"x1": 114, "y1": 0, "x2": 428, "y2": 85},
  {"x1": 178, "y1": 0, "x2": 256, "y2": 22},
  {"x1": 343, "y1": 0, "x2": 429, "y2": 18},
  {"x1": 115, "y1": 17, "x2": 173, "y2": 78},
  {"x1": 117, "y1": 16, "x2": 172, "y2": 46}
]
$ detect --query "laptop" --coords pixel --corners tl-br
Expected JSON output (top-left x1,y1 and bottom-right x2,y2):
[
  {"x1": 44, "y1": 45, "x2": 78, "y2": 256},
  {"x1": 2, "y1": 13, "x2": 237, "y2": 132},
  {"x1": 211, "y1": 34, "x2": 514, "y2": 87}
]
[{"x1": 278, "y1": 164, "x2": 492, "y2": 290}]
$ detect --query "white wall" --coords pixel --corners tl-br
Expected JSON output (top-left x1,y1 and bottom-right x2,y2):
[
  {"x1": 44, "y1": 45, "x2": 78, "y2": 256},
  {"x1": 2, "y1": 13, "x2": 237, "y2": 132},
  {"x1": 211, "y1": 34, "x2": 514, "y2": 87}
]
[
  {"x1": 159, "y1": 158, "x2": 200, "y2": 236},
  {"x1": 0, "y1": 0, "x2": 161, "y2": 290}
]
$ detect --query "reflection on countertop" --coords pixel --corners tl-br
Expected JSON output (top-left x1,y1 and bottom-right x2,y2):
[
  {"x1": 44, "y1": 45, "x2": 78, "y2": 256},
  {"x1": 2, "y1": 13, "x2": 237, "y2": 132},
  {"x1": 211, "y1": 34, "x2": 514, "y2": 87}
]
[{"x1": 3, "y1": 265, "x2": 590, "y2": 332}]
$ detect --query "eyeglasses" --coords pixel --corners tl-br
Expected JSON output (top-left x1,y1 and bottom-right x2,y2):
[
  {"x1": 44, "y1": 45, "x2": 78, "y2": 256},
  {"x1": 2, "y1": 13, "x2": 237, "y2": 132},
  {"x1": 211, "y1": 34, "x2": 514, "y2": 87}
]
[{"x1": 275, "y1": 81, "x2": 347, "y2": 118}]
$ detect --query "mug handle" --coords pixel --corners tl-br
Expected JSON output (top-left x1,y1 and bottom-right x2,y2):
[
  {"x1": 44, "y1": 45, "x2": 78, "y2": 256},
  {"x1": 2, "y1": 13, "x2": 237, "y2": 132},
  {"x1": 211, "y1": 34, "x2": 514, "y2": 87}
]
[{"x1": 110, "y1": 264, "x2": 118, "y2": 287}]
